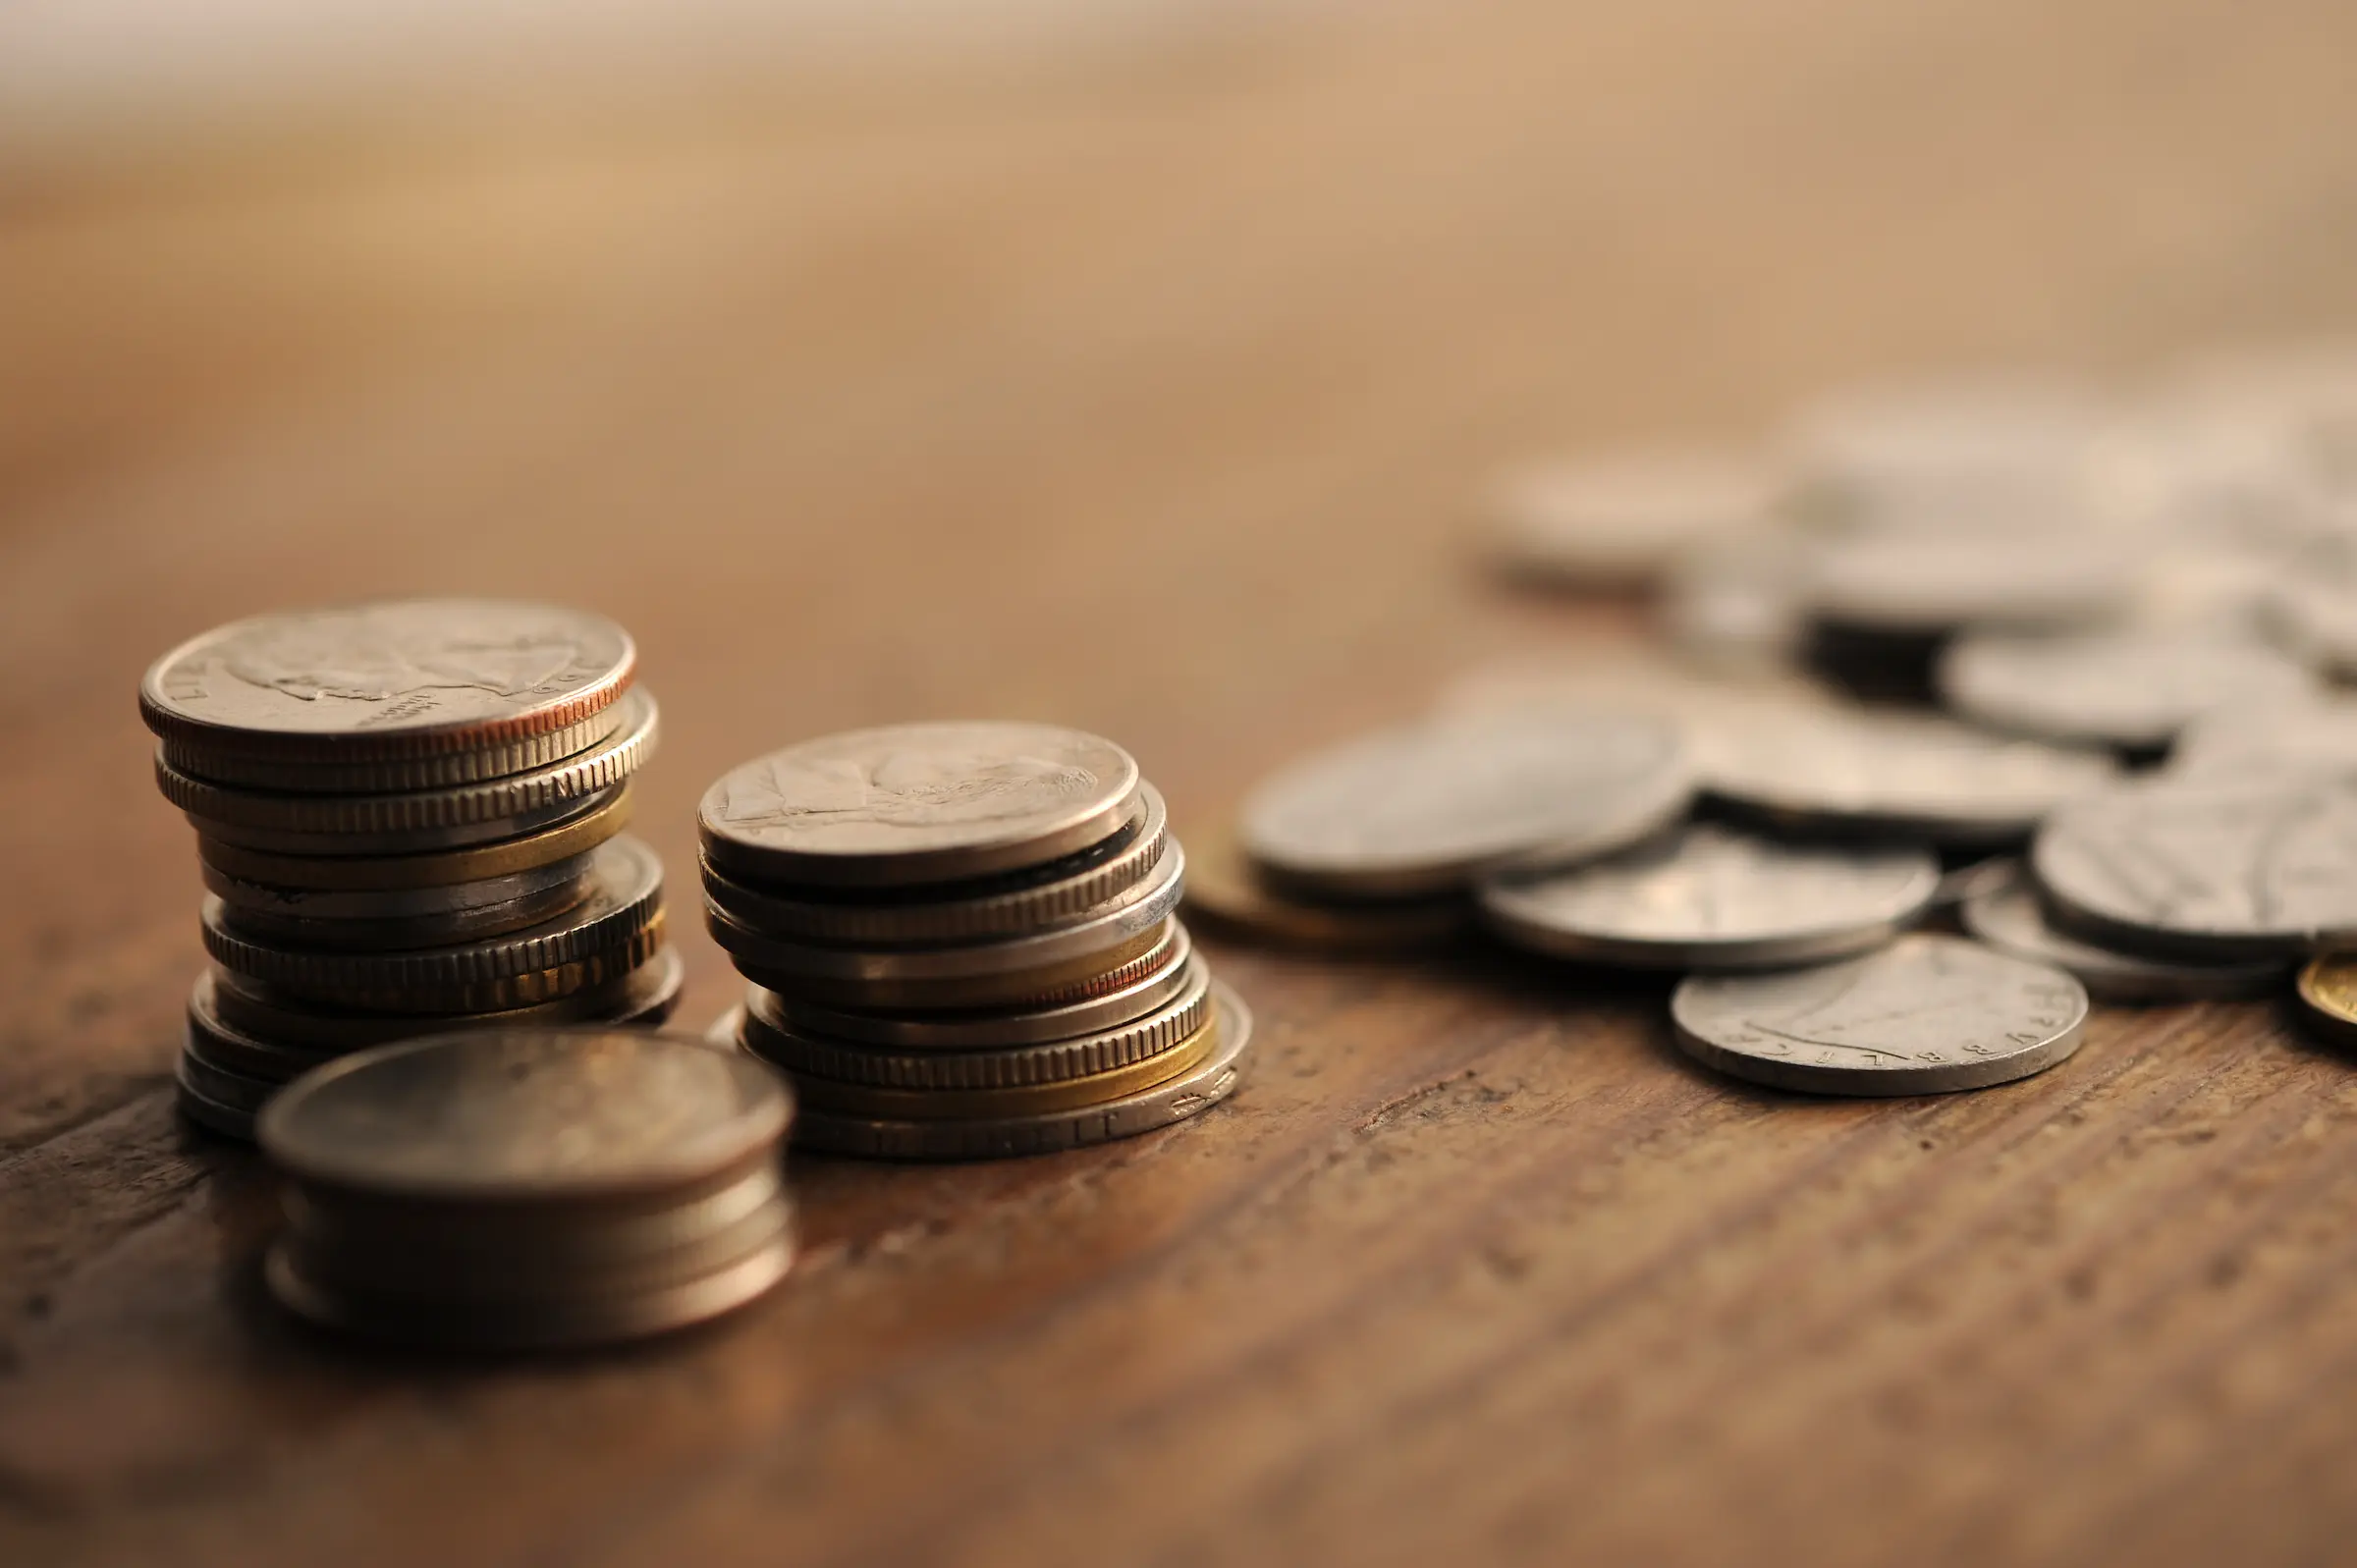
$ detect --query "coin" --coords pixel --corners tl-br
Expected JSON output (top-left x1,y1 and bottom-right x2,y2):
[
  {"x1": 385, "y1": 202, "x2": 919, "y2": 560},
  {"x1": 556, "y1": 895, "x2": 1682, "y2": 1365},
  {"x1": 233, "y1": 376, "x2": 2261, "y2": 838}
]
[
  {"x1": 2168, "y1": 697, "x2": 2357, "y2": 781},
  {"x1": 765, "y1": 978, "x2": 1253, "y2": 1160},
  {"x1": 706, "y1": 840, "x2": 1182, "y2": 985},
  {"x1": 732, "y1": 919, "x2": 1174, "y2": 1013},
  {"x1": 204, "y1": 837, "x2": 667, "y2": 1012},
  {"x1": 259, "y1": 1029, "x2": 792, "y2": 1201},
  {"x1": 190, "y1": 784, "x2": 627, "y2": 858},
  {"x1": 1479, "y1": 825, "x2": 1938, "y2": 970},
  {"x1": 1958, "y1": 863, "x2": 2284, "y2": 1002},
  {"x1": 1939, "y1": 627, "x2": 2315, "y2": 752},
  {"x1": 155, "y1": 688, "x2": 657, "y2": 837},
  {"x1": 200, "y1": 849, "x2": 594, "y2": 924},
  {"x1": 1670, "y1": 933, "x2": 2089, "y2": 1095},
  {"x1": 162, "y1": 705, "x2": 628, "y2": 795},
  {"x1": 788, "y1": 1012, "x2": 1218, "y2": 1120},
  {"x1": 194, "y1": 785, "x2": 633, "y2": 891},
  {"x1": 1239, "y1": 710, "x2": 1692, "y2": 898},
  {"x1": 2264, "y1": 537, "x2": 2357, "y2": 677},
  {"x1": 699, "y1": 723, "x2": 1140, "y2": 889},
  {"x1": 1179, "y1": 823, "x2": 1470, "y2": 952},
  {"x1": 1487, "y1": 450, "x2": 1785, "y2": 588},
  {"x1": 1659, "y1": 533, "x2": 1811, "y2": 673},
  {"x1": 750, "y1": 924, "x2": 1194, "y2": 1050},
  {"x1": 702, "y1": 785, "x2": 1168, "y2": 946},
  {"x1": 191, "y1": 950, "x2": 686, "y2": 1077},
  {"x1": 140, "y1": 599, "x2": 635, "y2": 765},
  {"x1": 1697, "y1": 700, "x2": 2115, "y2": 847},
  {"x1": 741, "y1": 960, "x2": 1211, "y2": 1088},
  {"x1": 265, "y1": 1226, "x2": 794, "y2": 1349},
  {"x1": 2294, "y1": 954, "x2": 2357, "y2": 1047},
  {"x1": 210, "y1": 876, "x2": 592, "y2": 952},
  {"x1": 1803, "y1": 529, "x2": 2131, "y2": 636},
  {"x1": 2032, "y1": 779, "x2": 2357, "y2": 958},
  {"x1": 1788, "y1": 376, "x2": 2099, "y2": 524}
]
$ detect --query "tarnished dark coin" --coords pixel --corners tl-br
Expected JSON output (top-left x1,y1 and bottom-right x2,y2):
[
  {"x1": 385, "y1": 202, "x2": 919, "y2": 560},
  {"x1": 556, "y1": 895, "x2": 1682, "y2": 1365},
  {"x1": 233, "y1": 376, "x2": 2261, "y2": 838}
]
[
  {"x1": 1479, "y1": 825, "x2": 1937, "y2": 970},
  {"x1": 1671, "y1": 933, "x2": 2089, "y2": 1096},
  {"x1": 1239, "y1": 710, "x2": 1692, "y2": 898},
  {"x1": 258, "y1": 1029, "x2": 792, "y2": 1201},
  {"x1": 2032, "y1": 779, "x2": 2357, "y2": 958},
  {"x1": 1959, "y1": 862, "x2": 2284, "y2": 1002},
  {"x1": 140, "y1": 599, "x2": 634, "y2": 765},
  {"x1": 1939, "y1": 627, "x2": 2314, "y2": 752}
]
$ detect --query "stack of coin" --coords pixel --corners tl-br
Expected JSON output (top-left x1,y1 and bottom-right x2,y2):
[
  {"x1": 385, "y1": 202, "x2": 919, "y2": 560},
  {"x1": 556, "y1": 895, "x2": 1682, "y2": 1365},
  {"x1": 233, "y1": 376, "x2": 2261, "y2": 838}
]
[
  {"x1": 698, "y1": 722, "x2": 1251, "y2": 1160},
  {"x1": 139, "y1": 600, "x2": 679, "y2": 1139},
  {"x1": 258, "y1": 1030, "x2": 794, "y2": 1349}
]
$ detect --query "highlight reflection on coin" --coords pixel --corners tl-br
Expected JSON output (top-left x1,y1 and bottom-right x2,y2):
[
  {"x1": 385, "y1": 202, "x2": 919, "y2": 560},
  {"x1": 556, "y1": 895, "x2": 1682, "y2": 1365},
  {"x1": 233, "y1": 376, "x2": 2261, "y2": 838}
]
[
  {"x1": 1959, "y1": 863, "x2": 2284, "y2": 1002},
  {"x1": 1671, "y1": 934, "x2": 2089, "y2": 1096}
]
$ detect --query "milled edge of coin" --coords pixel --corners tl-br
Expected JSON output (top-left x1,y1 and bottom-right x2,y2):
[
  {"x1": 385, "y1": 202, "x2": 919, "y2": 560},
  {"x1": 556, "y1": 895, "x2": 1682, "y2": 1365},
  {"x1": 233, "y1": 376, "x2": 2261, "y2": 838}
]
[
  {"x1": 190, "y1": 784, "x2": 626, "y2": 858},
  {"x1": 784, "y1": 1014, "x2": 1218, "y2": 1120},
  {"x1": 1959, "y1": 865, "x2": 2287, "y2": 1003},
  {"x1": 201, "y1": 850, "x2": 594, "y2": 921},
  {"x1": 703, "y1": 786, "x2": 1169, "y2": 946},
  {"x1": 697, "y1": 722, "x2": 1142, "y2": 890},
  {"x1": 732, "y1": 919, "x2": 1174, "y2": 1014},
  {"x1": 738, "y1": 977, "x2": 1253, "y2": 1161},
  {"x1": 707, "y1": 840, "x2": 1184, "y2": 984},
  {"x1": 263, "y1": 1226, "x2": 794, "y2": 1349},
  {"x1": 157, "y1": 688, "x2": 658, "y2": 835},
  {"x1": 191, "y1": 949, "x2": 687, "y2": 1077},
  {"x1": 750, "y1": 924, "x2": 1195, "y2": 1049},
  {"x1": 202, "y1": 837, "x2": 664, "y2": 993},
  {"x1": 195, "y1": 787, "x2": 634, "y2": 891},
  {"x1": 175, "y1": 1060, "x2": 259, "y2": 1140},
  {"x1": 258, "y1": 1028, "x2": 795, "y2": 1203},
  {"x1": 138, "y1": 598, "x2": 637, "y2": 762},
  {"x1": 211, "y1": 877, "x2": 594, "y2": 953},
  {"x1": 1476, "y1": 829, "x2": 1939, "y2": 971},
  {"x1": 743, "y1": 959, "x2": 1213, "y2": 1089},
  {"x1": 159, "y1": 701, "x2": 630, "y2": 794},
  {"x1": 1667, "y1": 934, "x2": 2089, "y2": 1097}
]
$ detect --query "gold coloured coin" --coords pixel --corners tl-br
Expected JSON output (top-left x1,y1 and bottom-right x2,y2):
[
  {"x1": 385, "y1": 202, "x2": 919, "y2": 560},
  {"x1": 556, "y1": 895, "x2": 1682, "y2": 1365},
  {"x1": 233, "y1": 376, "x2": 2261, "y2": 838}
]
[{"x1": 2296, "y1": 954, "x2": 2357, "y2": 1046}]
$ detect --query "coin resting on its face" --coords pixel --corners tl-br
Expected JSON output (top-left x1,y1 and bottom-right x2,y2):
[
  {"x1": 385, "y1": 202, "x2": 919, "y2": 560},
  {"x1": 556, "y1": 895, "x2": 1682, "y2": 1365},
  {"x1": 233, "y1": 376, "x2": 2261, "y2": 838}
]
[
  {"x1": 140, "y1": 599, "x2": 635, "y2": 754},
  {"x1": 1939, "y1": 627, "x2": 2315, "y2": 751}
]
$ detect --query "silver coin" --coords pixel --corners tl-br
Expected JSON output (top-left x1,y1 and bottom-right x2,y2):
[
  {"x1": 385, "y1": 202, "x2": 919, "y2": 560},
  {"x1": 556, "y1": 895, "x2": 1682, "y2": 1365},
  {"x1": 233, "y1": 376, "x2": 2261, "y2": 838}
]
[
  {"x1": 750, "y1": 924, "x2": 1195, "y2": 1050},
  {"x1": 747, "y1": 978, "x2": 1253, "y2": 1161},
  {"x1": 1488, "y1": 450, "x2": 1786, "y2": 588},
  {"x1": 1803, "y1": 528, "x2": 2131, "y2": 636},
  {"x1": 2263, "y1": 536, "x2": 2357, "y2": 677},
  {"x1": 156, "y1": 688, "x2": 657, "y2": 838},
  {"x1": 1788, "y1": 375, "x2": 2100, "y2": 525},
  {"x1": 2168, "y1": 695, "x2": 2357, "y2": 781},
  {"x1": 1479, "y1": 825, "x2": 1938, "y2": 970},
  {"x1": 1671, "y1": 933, "x2": 2089, "y2": 1095},
  {"x1": 2033, "y1": 778, "x2": 2357, "y2": 958},
  {"x1": 1698, "y1": 700, "x2": 2116, "y2": 846},
  {"x1": 190, "y1": 784, "x2": 627, "y2": 859},
  {"x1": 139, "y1": 598, "x2": 636, "y2": 764},
  {"x1": 707, "y1": 838, "x2": 1182, "y2": 984},
  {"x1": 161, "y1": 704, "x2": 628, "y2": 795},
  {"x1": 204, "y1": 837, "x2": 666, "y2": 1011},
  {"x1": 699, "y1": 722, "x2": 1140, "y2": 889},
  {"x1": 200, "y1": 850, "x2": 595, "y2": 923},
  {"x1": 742, "y1": 959, "x2": 1212, "y2": 1089},
  {"x1": 1660, "y1": 533, "x2": 1812, "y2": 673},
  {"x1": 258, "y1": 1027, "x2": 793, "y2": 1202},
  {"x1": 1959, "y1": 863, "x2": 2285, "y2": 1002},
  {"x1": 702, "y1": 786, "x2": 1168, "y2": 946},
  {"x1": 1240, "y1": 710, "x2": 1692, "y2": 898},
  {"x1": 1939, "y1": 627, "x2": 2315, "y2": 751},
  {"x1": 211, "y1": 877, "x2": 592, "y2": 952}
]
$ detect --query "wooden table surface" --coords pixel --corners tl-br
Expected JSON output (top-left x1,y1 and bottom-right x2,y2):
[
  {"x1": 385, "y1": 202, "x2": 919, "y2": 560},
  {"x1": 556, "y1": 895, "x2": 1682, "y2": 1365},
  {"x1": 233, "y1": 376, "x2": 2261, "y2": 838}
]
[{"x1": 10, "y1": 2, "x2": 2357, "y2": 1562}]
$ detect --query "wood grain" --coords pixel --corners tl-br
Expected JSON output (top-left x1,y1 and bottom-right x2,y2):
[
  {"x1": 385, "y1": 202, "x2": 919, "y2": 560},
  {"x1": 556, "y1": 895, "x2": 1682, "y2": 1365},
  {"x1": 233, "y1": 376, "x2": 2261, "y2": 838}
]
[{"x1": 8, "y1": 1, "x2": 2357, "y2": 1562}]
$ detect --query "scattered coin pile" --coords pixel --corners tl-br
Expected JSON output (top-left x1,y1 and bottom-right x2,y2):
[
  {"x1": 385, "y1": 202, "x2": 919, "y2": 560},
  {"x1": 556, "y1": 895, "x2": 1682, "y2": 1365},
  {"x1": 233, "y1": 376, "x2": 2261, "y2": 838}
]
[
  {"x1": 140, "y1": 599, "x2": 679, "y2": 1139},
  {"x1": 699, "y1": 722, "x2": 1251, "y2": 1159},
  {"x1": 1211, "y1": 351, "x2": 2357, "y2": 1091},
  {"x1": 257, "y1": 1030, "x2": 795, "y2": 1348}
]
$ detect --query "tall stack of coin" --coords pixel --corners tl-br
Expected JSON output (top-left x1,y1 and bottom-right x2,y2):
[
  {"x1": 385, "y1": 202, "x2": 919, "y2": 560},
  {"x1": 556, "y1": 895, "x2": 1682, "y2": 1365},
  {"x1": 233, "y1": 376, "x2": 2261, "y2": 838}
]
[
  {"x1": 258, "y1": 1030, "x2": 794, "y2": 1348},
  {"x1": 699, "y1": 723, "x2": 1251, "y2": 1160},
  {"x1": 139, "y1": 600, "x2": 679, "y2": 1139}
]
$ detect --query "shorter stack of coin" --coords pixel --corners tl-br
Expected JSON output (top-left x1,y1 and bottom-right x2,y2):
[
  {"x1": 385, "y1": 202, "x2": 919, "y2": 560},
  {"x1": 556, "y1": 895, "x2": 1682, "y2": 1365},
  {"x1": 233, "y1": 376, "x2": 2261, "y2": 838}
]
[
  {"x1": 140, "y1": 600, "x2": 679, "y2": 1139},
  {"x1": 699, "y1": 723, "x2": 1251, "y2": 1160},
  {"x1": 258, "y1": 1030, "x2": 795, "y2": 1349}
]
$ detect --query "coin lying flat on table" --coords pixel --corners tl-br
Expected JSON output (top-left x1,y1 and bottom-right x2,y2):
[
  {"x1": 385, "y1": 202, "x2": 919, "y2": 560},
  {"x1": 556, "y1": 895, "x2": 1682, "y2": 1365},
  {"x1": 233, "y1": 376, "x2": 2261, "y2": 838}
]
[
  {"x1": 1488, "y1": 450, "x2": 1786, "y2": 588},
  {"x1": 257, "y1": 1029, "x2": 794, "y2": 1348},
  {"x1": 699, "y1": 722, "x2": 1140, "y2": 889},
  {"x1": 2032, "y1": 779, "x2": 2357, "y2": 959},
  {"x1": 1696, "y1": 700, "x2": 2115, "y2": 847},
  {"x1": 1671, "y1": 933, "x2": 2089, "y2": 1095},
  {"x1": 141, "y1": 599, "x2": 636, "y2": 779},
  {"x1": 2167, "y1": 697, "x2": 2357, "y2": 781},
  {"x1": 1958, "y1": 861, "x2": 2285, "y2": 1002},
  {"x1": 1480, "y1": 825, "x2": 1938, "y2": 970},
  {"x1": 1240, "y1": 710, "x2": 1692, "y2": 898},
  {"x1": 1802, "y1": 529, "x2": 2131, "y2": 638},
  {"x1": 1939, "y1": 627, "x2": 2315, "y2": 752},
  {"x1": 1180, "y1": 823, "x2": 1470, "y2": 952},
  {"x1": 1789, "y1": 376, "x2": 2100, "y2": 524}
]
